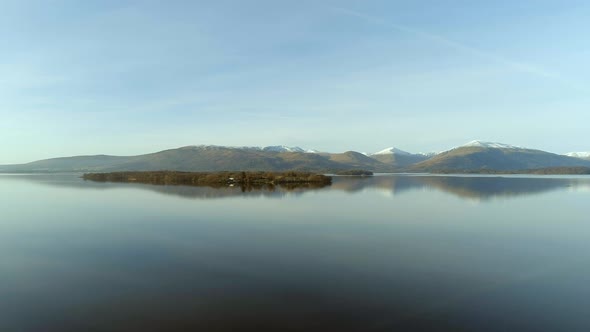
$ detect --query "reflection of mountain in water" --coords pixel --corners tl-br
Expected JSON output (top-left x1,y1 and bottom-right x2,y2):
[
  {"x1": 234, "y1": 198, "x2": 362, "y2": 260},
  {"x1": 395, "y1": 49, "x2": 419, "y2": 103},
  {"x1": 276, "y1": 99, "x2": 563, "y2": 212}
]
[
  {"x1": 3, "y1": 174, "x2": 590, "y2": 201},
  {"x1": 417, "y1": 176, "x2": 590, "y2": 200},
  {"x1": 331, "y1": 175, "x2": 590, "y2": 200},
  {"x1": 331, "y1": 176, "x2": 429, "y2": 195},
  {"x1": 0, "y1": 174, "x2": 325, "y2": 200}
]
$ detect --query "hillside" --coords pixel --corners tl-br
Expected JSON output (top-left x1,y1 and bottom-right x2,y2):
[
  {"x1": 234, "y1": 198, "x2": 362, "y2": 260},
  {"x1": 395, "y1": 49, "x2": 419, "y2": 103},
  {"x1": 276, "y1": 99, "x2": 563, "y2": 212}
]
[
  {"x1": 370, "y1": 153, "x2": 431, "y2": 168},
  {"x1": 0, "y1": 146, "x2": 384, "y2": 173},
  {"x1": 368, "y1": 147, "x2": 433, "y2": 168},
  {"x1": 328, "y1": 151, "x2": 392, "y2": 172},
  {"x1": 2, "y1": 141, "x2": 590, "y2": 174},
  {"x1": 410, "y1": 144, "x2": 590, "y2": 172},
  {"x1": 0, "y1": 155, "x2": 133, "y2": 172}
]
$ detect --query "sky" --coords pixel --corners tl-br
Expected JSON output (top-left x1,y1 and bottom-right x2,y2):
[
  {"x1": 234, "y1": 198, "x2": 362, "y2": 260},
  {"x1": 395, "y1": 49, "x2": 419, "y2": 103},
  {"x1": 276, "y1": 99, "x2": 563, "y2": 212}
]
[{"x1": 1, "y1": 0, "x2": 590, "y2": 164}]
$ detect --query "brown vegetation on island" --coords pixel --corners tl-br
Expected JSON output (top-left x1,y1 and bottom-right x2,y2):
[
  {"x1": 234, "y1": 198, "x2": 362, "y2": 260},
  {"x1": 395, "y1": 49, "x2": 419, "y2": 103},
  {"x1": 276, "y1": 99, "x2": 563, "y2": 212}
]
[{"x1": 82, "y1": 171, "x2": 332, "y2": 189}]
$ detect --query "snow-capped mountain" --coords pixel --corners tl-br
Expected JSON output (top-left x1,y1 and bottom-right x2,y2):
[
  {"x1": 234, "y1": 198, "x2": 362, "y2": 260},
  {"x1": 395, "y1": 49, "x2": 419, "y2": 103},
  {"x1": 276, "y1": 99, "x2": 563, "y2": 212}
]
[
  {"x1": 369, "y1": 146, "x2": 433, "y2": 168},
  {"x1": 181, "y1": 145, "x2": 317, "y2": 153},
  {"x1": 373, "y1": 141, "x2": 526, "y2": 158},
  {"x1": 262, "y1": 146, "x2": 317, "y2": 153},
  {"x1": 410, "y1": 140, "x2": 590, "y2": 172},
  {"x1": 3, "y1": 140, "x2": 590, "y2": 174},
  {"x1": 460, "y1": 140, "x2": 521, "y2": 149},
  {"x1": 417, "y1": 152, "x2": 438, "y2": 157},
  {"x1": 565, "y1": 152, "x2": 590, "y2": 159},
  {"x1": 371, "y1": 147, "x2": 411, "y2": 156}
]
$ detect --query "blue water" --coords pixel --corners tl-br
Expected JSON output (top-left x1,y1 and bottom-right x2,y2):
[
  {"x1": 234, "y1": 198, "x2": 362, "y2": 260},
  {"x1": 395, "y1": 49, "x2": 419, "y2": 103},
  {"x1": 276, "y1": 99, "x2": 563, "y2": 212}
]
[{"x1": 1, "y1": 174, "x2": 589, "y2": 331}]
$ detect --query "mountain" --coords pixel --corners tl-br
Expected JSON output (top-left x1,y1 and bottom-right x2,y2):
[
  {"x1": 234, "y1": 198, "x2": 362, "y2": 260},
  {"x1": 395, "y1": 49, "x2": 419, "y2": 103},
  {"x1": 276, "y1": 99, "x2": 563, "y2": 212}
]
[
  {"x1": 410, "y1": 141, "x2": 590, "y2": 172},
  {"x1": 327, "y1": 151, "x2": 392, "y2": 172},
  {"x1": 565, "y1": 152, "x2": 590, "y2": 160},
  {"x1": 460, "y1": 141, "x2": 520, "y2": 149},
  {"x1": 373, "y1": 147, "x2": 412, "y2": 156},
  {"x1": 0, "y1": 155, "x2": 130, "y2": 172},
  {"x1": 369, "y1": 147, "x2": 433, "y2": 168},
  {"x1": 0, "y1": 145, "x2": 392, "y2": 173},
  {"x1": 261, "y1": 145, "x2": 318, "y2": 153},
  {"x1": 3, "y1": 141, "x2": 590, "y2": 173}
]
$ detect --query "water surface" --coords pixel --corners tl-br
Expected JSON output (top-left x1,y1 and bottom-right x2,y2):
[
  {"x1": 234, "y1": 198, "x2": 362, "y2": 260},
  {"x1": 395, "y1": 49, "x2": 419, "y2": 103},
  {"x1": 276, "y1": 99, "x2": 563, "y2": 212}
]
[{"x1": 1, "y1": 174, "x2": 589, "y2": 331}]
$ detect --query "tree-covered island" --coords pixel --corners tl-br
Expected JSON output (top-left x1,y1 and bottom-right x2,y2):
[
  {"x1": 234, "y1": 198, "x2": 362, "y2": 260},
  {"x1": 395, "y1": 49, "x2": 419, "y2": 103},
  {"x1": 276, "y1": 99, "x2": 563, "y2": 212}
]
[{"x1": 82, "y1": 171, "x2": 332, "y2": 188}]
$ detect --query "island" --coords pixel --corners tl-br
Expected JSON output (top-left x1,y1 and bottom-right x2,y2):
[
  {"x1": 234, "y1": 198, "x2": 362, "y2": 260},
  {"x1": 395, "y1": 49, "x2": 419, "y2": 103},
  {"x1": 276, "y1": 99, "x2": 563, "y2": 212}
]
[
  {"x1": 333, "y1": 170, "x2": 374, "y2": 176},
  {"x1": 82, "y1": 171, "x2": 332, "y2": 188}
]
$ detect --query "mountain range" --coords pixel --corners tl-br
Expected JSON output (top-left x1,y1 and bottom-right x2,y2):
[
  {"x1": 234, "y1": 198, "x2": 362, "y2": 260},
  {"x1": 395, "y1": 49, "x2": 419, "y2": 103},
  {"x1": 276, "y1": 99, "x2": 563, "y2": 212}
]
[{"x1": 1, "y1": 141, "x2": 589, "y2": 173}]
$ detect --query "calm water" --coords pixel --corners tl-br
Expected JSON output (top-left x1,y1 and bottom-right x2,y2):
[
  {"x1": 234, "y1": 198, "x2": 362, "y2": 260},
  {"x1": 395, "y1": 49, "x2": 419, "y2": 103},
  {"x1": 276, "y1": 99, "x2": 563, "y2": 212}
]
[{"x1": 1, "y1": 173, "x2": 590, "y2": 332}]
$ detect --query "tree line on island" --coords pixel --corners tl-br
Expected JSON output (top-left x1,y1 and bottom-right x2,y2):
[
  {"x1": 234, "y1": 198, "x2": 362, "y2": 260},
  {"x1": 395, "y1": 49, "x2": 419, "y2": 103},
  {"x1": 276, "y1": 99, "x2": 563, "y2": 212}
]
[{"x1": 82, "y1": 171, "x2": 335, "y2": 189}]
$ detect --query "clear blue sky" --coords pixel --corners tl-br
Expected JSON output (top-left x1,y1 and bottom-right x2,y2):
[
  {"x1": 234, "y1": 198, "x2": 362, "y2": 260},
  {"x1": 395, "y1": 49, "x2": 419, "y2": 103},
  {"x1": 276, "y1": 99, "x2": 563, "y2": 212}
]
[{"x1": 2, "y1": 0, "x2": 589, "y2": 163}]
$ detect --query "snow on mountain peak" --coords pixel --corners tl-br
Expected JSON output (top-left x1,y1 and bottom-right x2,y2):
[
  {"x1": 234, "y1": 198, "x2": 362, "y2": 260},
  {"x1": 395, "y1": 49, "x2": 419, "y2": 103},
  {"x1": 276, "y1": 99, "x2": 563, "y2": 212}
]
[
  {"x1": 461, "y1": 140, "x2": 521, "y2": 149},
  {"x1": 565, "y1": 152, "x2": 590, "y2": 158},
  {"x1": 372, "y1": 147, "x2": 411, "y2": 155},
  {"x1": 262, "y1": 146, "x2": 317, "y2": 153},
  {"x1": 182, "y1": 145, "x2": 317, "y2": 153},
  {"x1": 263, "y1": 145, "x2": 302, "y2": 153},
  {"x1": 418, "y1": 151, "x2": 438, "y2": 157}
]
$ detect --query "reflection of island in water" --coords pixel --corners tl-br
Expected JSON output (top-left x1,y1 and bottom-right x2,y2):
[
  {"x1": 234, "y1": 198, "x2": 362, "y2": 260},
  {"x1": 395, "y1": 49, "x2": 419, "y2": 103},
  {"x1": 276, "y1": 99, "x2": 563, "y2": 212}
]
[
  {"x1": 3, "y1": 173, "x2": 590, "y2": 201},
  {"x1": 1, "y1": 173, "x2": 328, "y2": 200}
]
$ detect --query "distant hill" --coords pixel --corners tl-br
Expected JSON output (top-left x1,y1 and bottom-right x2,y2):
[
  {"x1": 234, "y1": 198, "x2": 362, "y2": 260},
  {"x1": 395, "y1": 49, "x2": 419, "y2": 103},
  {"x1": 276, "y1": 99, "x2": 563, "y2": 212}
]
[
  {"x1": 0, "y1": 155, "x2": 130, "y2": 172},
  {"x1": 409, "y1": 141, "x2": 590, "y2": 172},
  {"x1": 2, "y1": 141, "x2": 590, "y2": 174},
  {"x1": 0, "y1": 146, "x2": 392, "y2": 173},
  {"x1": 327, "y1": 151, "x2": 392, "y2": 172},
  {"x1": 369, "y1": 147, "x2": 432, "y2": 168}
]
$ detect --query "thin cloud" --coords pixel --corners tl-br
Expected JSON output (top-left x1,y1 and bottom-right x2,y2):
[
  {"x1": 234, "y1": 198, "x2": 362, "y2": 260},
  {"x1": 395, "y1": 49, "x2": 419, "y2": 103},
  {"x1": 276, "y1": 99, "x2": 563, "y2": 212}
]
[{"x1": 330, "y1": 7, "x2": 585, "y2": 90}]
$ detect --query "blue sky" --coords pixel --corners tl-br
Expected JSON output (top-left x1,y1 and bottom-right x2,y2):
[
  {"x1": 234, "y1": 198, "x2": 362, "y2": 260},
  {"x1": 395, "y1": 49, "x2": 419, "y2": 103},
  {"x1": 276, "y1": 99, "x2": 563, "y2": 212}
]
[{"x1": 1, "y1": 0, "x2": 589, "y2": 163}]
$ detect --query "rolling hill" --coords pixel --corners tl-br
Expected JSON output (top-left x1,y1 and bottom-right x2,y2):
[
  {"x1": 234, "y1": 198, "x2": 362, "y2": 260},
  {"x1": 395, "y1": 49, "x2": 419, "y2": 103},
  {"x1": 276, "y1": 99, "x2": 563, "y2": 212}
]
[
  {"x1": 0, "y1": 146, "x2": 393, "y2": 173},
  {"x1": 327, "y1": 151, "x2": 393, "y2": 172},
  {"x1": 369, "y1": 147, "x2": 432, "y2": 168},
  {"x1": 2, "y1": 141, "x2": 589, "y2": 173},
  {"x1": 409, "y1": 141, "x2": 590, "y2": 172}
]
